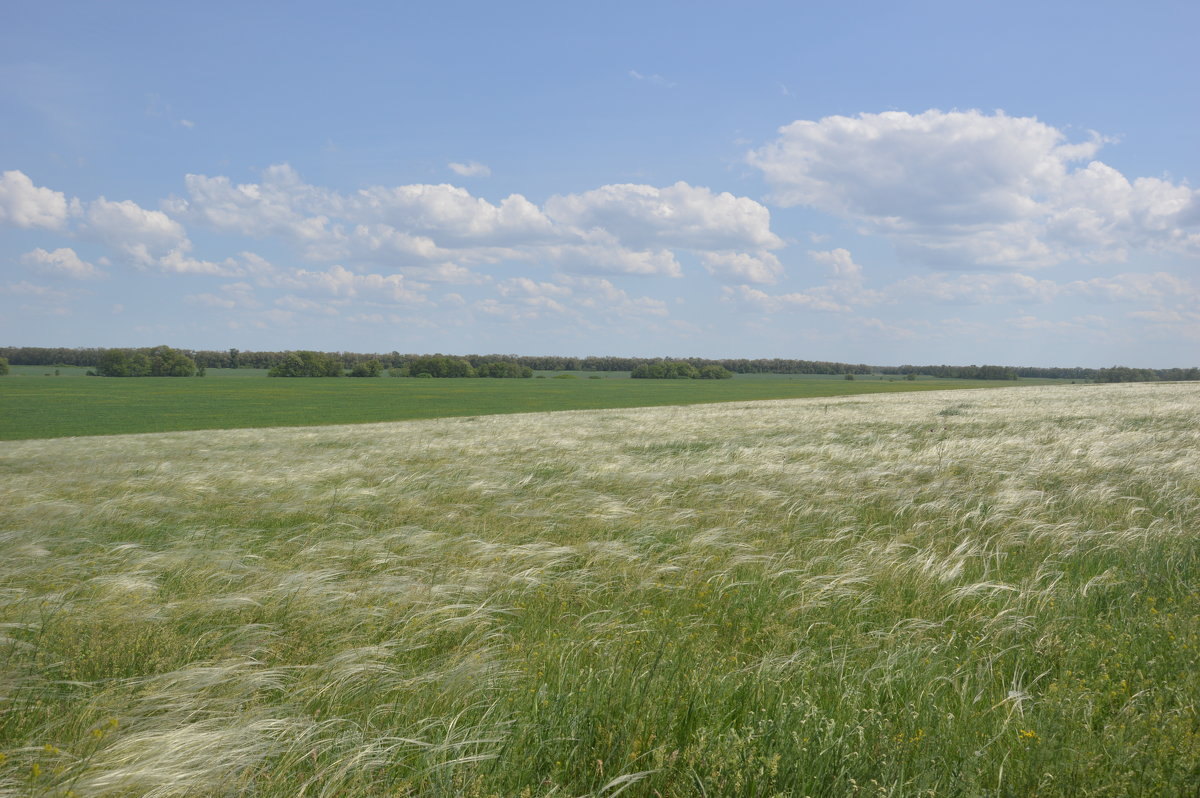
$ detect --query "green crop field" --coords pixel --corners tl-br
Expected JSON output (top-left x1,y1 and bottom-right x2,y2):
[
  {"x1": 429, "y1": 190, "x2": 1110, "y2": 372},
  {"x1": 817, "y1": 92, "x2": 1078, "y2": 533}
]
[
  {"x1": 1, "y1": 382, "x2": 1196, "y2": 796},
  {"x1": 0, "y1": 371, "x2": 1051, "y2": 441}
]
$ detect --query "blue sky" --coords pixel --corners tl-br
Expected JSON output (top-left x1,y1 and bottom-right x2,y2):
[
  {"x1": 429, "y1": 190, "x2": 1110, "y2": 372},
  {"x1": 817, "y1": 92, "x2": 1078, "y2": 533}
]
[{"x1": 2, "y1": 0, "x2": 1197, "y2": 367}]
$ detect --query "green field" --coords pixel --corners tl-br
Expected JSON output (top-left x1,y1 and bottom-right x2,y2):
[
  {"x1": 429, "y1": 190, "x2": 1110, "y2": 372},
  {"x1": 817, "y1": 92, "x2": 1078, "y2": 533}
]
[
  {"x1": 1, "y1": 383, "x2": 1196, "y2": 796},
  {"x1": 0, "y1": 370, "x2": 1059, "y2": 440}
]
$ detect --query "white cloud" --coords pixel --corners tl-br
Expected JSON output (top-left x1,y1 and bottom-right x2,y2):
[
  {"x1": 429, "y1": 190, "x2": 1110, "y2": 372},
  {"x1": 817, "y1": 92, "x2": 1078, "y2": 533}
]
[
  {"x1": 700, "y1": 251, "x2": 783, "y2": 284},
  {"x1": 274, "y1": 264, "x2": 428, "y2": 304},
  {"x1": 808, "y1": 248, "x2": 883, "y2": 304},
  {"x1": 84, "y1": 196, "x2": 234, "y2": 275},
  {"x1": 567, "y1": 276, "x2": 669, "y2": 318},
  {"x1": 749, "y1": 109, "x2": 1200, "y2": 268},
  {"x1": 86, "y1": 197, "x2": 187, "y2": 258},
  {"x1": 170, "y1": 165, "x2": 335, "y2": 241},
  {"x1": 21, "y1": 247, "x2": 106, "y2": 279},
  {"x1": 546, "y1": 181, "x2": 782, "y2": 252},
  {"x1": 722, "y1": 284, "x2": 849, "y2": 314},
  {"x1": 448, "y1": 161, "x2": 491, "y2": 177},
  {"x1": 350, "y1": 185, "x2": 557, "y2": 246},
  {"x1": 498, "y1": 277, "x2": 572, "y2": 298},
  {"x1": 810, "y1": 248, "x2": 862, "y2": 287},
  {"x1": 0, "y1": 170, "x2": 72, "y2": 229},
  {"x1": 546, "y1": 232, "x2": 682, "y2": 277},
  {"x1": 173, "y1": 166, "x2": 784, "y2": 282}
]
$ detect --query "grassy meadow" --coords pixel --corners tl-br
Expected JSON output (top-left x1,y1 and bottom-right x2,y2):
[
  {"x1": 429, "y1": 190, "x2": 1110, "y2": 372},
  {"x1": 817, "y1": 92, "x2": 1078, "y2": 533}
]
[
  {"x1": 0, "y1": 371, "x2": 1038, "y2": 441},
  {"x1": 2, "y1": 383, "x2": 1198, "y2": 796}
]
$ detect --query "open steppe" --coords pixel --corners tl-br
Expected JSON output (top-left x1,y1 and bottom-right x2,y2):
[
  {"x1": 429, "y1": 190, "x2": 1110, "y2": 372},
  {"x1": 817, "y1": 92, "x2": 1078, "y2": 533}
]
[{"x1": 2, "y1": 383, "x2": 1197, "y2": 796}]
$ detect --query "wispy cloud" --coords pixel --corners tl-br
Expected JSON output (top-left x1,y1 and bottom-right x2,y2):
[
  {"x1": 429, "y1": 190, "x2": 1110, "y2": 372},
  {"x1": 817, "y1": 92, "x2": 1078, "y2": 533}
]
[
  {"x1": 448, "y1": 161, "x2": 491, "y2": 178},
  {"x1": 628, "y1": 70, "x2": 676, "y2": 88}
]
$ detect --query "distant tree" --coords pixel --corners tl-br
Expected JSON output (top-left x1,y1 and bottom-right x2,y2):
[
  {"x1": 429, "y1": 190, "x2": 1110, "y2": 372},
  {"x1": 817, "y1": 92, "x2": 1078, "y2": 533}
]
[
  {"x1": 698, "y1": 365, "x2": 733, "y2": 379},
  {"x1": 129, "y1": 353, "x2": 152, "y2": 377},
  {"x1": 97, "y1": 350, "x2": 132, "y2": 377},
  {"x1": 906, "y1": 373, "x2": 917, "y2": 381},
  {"x1": 268, "y1": 351, "x2": 343, "y2": 377},
  {"x1": 844, "y1": 374, "x2": 855, "y2": 381},
  {"x1": 269, "y1": 353, "x2": 306, "y2": 377},
  {"x1": 476, "y1": 361, "x2": 533, "y2": 378},
  {"x1": 407, "y1": 356, "x2": 475, "y2": 378},
  {"x1": 148, "y1": 345, "x2": 197, "y2": 377},
  {"x1": 631, "y1": 360, "x2": 701, "y2": 379},
  {"x1": 1096, "y1": 366, "x2": 1159, "y2": 383},
  {"x1": 348, "y1": 359, "x2": 383, "y2": 377},
  {"x1": 96, "y1": 347, "x2": 195, "y2": 377},
  {"x1": 0, "y1": 356, "x2": 8, "y2": 375}
]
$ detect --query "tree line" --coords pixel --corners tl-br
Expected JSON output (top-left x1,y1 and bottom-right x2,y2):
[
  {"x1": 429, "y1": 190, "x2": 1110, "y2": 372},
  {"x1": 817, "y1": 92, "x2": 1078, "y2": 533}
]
[
  {"x1": 95, "y1": 346, "x2": 202, "y2": 377},
  {"x1": 1, "y1": 346, "x2": 1196, "y2": 382},
  {"x1": 631, "y1": 361, "x2": 733, "y2": 379}
]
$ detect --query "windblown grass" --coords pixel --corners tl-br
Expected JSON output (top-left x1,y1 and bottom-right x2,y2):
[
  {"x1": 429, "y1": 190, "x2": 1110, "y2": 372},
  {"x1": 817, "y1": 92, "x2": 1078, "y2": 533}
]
[{"x1": 1, "y1": 383, "x2": 1197, "y2": 796}]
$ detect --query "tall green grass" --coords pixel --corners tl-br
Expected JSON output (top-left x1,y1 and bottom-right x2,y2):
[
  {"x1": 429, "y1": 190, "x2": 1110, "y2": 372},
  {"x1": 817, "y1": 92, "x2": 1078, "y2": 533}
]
[{"x1": 1, "y1": 383, "x2": 1196, "y2": 796}]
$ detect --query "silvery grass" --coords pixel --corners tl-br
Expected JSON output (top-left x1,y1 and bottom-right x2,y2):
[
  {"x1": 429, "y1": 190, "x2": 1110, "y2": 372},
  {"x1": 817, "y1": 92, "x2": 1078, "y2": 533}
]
[{"x1": 1, "y1": 383, "x2": 1197, "y2": 796}]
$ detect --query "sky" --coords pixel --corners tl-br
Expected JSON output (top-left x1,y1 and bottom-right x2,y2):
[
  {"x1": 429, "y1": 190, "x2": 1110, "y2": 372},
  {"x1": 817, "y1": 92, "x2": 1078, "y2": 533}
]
[{"x1": 2, "y1": 0, "x2": 1197, "y2": 367}]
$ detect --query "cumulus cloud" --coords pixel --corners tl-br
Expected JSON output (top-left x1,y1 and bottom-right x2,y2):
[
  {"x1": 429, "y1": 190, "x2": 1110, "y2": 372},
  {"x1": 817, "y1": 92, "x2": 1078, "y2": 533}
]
[
  {"x1": 351, "y1": 183, "x2": 555, "y2": 244},
  {"x1": 545, "y1": 230, "x2": 683, "y2": 277},
  {"x1": 168, "y1": 165, "x2": 335, "y2": 242},
  {"x1": 171, "y1": 167, "x2": 781, "y2": 281},
  {"x1": 808, "y1": 248, "x2": 883, "y2": 304},
  {"x1": 749, "y1": 109, "x2": 1200, "y2": 268},
  {"x1": 448, "y1": 161, "x2": 491, "y2": 177},
  {"x1": 0, "y1": 170, "x2": 73, "y2": 229},
  {"x1": 21, "y1": 247, "x2": 105, "y2": 279},
  {"x1": 2, "y1": 165, "x2": 798, "y2": 332},
  {"x1": 546, "y1": 181, "x2": 783, "y2": 252},
  {"x1": 700, "y1": 251, "x2": 784, "y2": 284},
  {"x1": 719, "y1": 247, "x2": 882, "y2": 313},
  {"x1": 83, "y1": 196, "x2": 234, "y2": 275}
]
